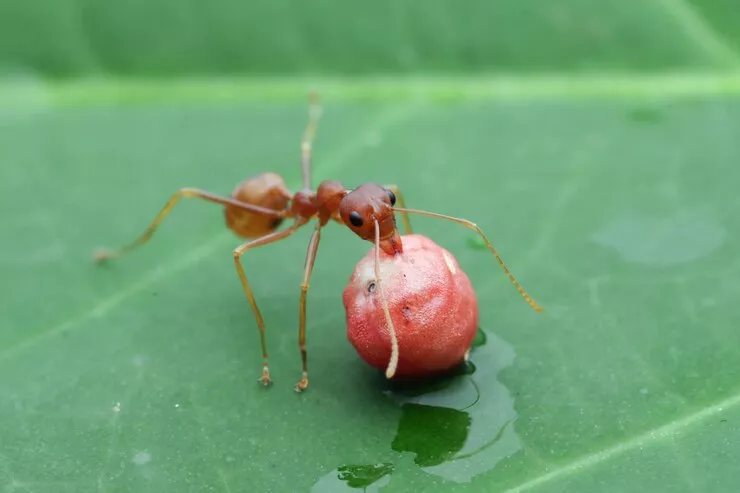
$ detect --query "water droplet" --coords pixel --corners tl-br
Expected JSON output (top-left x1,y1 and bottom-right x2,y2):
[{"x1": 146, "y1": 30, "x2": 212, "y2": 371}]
[
  {"x1": 0, "y1": 71, "x2": 52, "y2": 123},
  {"x1": 364, "y1": 132, "x2": 382, "y2": 147},
  {"x1": 339, "y1": 463, "x2": 394, "y2": 488},
  {"x1": 467, "y1": 235, "x2": 486, "y2": 251},
  {"x1": 317, "y1": 328, "x2": 520, "y2": 488},
  {"x1": 132, "y1": 451, "x2": 151, "y2": 466},
  {"x1": 392, "y1": 404, "x2": 471, "y2": 466},
  {"x1": 592, "y1": 210, "x2": 726, "y2": 265},
  {"x1": 312, "y1": 464, "x2": 392, "y2": 492},
  {"x1": 472, "y1": 327, "x2": 487, "y2": 348},
  {"x1": 389, "y1": 330, "x2": 520, "y2": 483},
  {"x1": 627, "y1": 107, "x2": 663, "y2": 124}
]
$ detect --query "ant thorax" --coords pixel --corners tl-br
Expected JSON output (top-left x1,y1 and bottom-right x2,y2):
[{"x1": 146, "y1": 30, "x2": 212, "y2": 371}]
[{"x1": 290, "y1": 189, "x2": 319, "y2": 219}]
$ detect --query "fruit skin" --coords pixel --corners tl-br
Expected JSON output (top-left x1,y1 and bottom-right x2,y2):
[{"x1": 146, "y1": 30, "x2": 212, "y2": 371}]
[{"x1": 342, "y1": 234, "x2": 479, "y2": 378}]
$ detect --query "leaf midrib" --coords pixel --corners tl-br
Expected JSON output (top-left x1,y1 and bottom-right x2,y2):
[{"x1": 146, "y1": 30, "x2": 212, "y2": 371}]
[{"x1": 3, "y1": 73, "x2": 740, "y2": 108}]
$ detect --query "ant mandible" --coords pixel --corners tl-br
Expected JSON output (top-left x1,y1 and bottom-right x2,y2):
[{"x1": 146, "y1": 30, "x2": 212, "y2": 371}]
[{"x1": 94, "y1": 92, "x2": 543, "y2": 392}]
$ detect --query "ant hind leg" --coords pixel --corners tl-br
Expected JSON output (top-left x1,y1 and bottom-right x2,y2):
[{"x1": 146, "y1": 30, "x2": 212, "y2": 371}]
[{"x1": 94, "y1": 188, "x2": 284, "y2": 262}]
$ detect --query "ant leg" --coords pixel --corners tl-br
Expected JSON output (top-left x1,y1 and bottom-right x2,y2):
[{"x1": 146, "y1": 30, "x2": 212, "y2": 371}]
[
  {"x1": 233, "y1": 220, "x2": 306, "y2": 386},
  {"x1": 394, "y1": 207, "x2": 543, "y2": 313},
  {"x1": 384, "y1": 184, "x2": 413, "y2": 235},
  {"x1": 94, "y1": 188, "x2": 285, "y2": 262},
  {"x1": 301, "y1": 91, "x2": 322, "y2": 190},
  {"x1": 295, "y1": 223, "x2": 322, "y2": 392}
]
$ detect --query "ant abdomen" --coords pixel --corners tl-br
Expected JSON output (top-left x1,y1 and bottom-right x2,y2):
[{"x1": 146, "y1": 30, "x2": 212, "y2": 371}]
[{"x1": 225, "y1": 172, "x2": 292, "y2": 238}]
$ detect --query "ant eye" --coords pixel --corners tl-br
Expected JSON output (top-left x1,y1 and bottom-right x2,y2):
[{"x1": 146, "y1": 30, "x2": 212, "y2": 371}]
[
  {"x1": 387, "y1": 189, "x2": 396, "y2": 206},
  {"x1": 349, "y1": 211, "x2": 364, "y2": 227}
]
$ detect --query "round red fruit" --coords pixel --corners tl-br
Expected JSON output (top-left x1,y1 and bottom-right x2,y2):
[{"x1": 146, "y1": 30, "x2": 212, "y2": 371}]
[{"x1": 342, "y1": 234, "x2": 478, "y2": 378}]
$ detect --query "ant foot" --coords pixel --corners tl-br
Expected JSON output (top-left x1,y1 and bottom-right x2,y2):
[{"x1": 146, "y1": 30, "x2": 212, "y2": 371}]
[
  {"x1": 294, "y1": 372, "x2": 309, "y2": 393},
  {"x1": 93, "y1": 248, "x2": 115, "y2": 264},
  {"x1": 258, "y1": 366, "x2": 272, "y2": 387}
]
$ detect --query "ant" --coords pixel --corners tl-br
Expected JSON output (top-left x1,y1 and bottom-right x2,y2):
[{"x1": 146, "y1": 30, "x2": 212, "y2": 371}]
[{"x1": 94, "y1": 92, "x2": 542, "y2": 392}]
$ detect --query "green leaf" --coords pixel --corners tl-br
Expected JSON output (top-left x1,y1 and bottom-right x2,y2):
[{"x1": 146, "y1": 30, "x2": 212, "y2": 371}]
[
  {"x1": 3, "y1": 75, "x2": 739, "y2": 492},
  {"x1": 2, "y1": 3, "x2": 740, "y2": 487}
]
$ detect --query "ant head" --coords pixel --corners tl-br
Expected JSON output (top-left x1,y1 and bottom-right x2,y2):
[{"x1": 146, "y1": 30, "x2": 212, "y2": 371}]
[{"x1": 339, "y1": 183, "x2": 402, "y2": 255}]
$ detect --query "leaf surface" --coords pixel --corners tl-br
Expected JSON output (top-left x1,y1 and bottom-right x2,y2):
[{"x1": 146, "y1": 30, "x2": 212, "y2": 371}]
[{"x1": 2, "y1": 1, "x2": 740, "y2": 490}]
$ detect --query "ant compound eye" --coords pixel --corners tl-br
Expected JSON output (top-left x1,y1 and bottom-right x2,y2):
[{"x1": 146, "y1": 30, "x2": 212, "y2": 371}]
[
  {"x1": 386, "y1": 189, "x2": 396, "y2": 206},
  {"x1": 349, "y1": 211, "x2": 364, "y2": 227}
]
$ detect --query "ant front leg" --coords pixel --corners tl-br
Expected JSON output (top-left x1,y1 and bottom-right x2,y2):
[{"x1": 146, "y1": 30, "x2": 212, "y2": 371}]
[
  {"x1": 394, "y1": 207, "x2": 543, "y2": 313},
  {"x1": 94, "y1": 188, "x2": 284, "y2": 262},
  {"x1": 233, "y1": 220, "x2": 306, "y2": 387},
  {"x1": 296, "y1": 223, "x2": 323, "y2": 392},
  {"x1": 384, "y1": 184, "x2": 413, "y2": 235}
]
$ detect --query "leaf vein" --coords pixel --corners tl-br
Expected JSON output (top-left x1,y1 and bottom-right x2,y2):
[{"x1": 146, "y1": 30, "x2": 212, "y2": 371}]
[
  {"x1": 656, "y1": 0, "x2": 740, "y2": 68},
  {"x1": 502, "y1": 391, "x2": 740, "y2": 493}
]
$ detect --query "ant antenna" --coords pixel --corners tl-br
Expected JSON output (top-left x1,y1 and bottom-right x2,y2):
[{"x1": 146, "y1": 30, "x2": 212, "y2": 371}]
[
  {"x1": 374, "y1": 218, "x2": 400, "y2": 378},
  {"x1": 301, "y1": 91, "x2": 322, "y2": 190},
  {"x1": 393, "y1": 207, "x2": 543, "y2": 313}
]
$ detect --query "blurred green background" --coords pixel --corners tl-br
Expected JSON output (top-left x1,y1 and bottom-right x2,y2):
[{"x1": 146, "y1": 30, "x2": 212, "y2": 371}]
[
  {"x1": 2, "y1": 1, "x2": 740, "y2": 493},
  {"x1": 1, "y1": 0, "x2": 739, "y2": 76}
]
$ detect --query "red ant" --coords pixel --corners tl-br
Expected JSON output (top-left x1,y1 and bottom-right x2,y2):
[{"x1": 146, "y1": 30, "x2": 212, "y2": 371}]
[{"x1": 94, "y1": 92, "x2": 542, "y2": 392}]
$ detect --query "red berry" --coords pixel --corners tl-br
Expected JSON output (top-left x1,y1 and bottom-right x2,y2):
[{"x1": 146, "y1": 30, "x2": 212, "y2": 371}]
[{"x1": 342, "y1": 234, "x2": 479, "y2": 378}]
